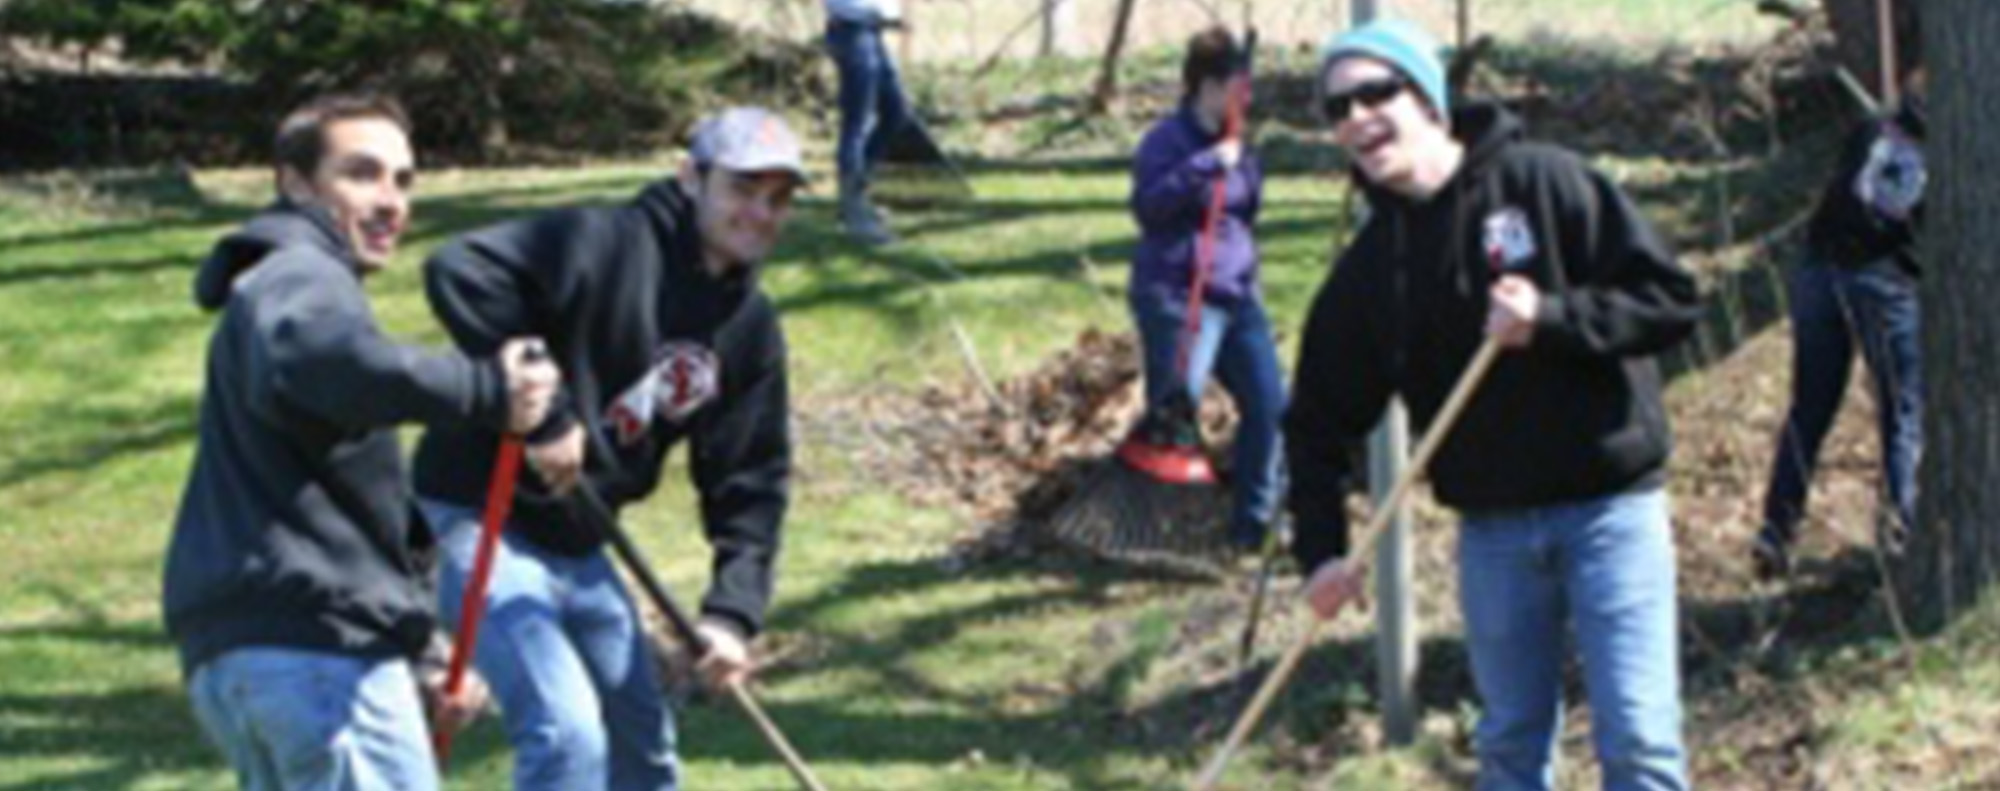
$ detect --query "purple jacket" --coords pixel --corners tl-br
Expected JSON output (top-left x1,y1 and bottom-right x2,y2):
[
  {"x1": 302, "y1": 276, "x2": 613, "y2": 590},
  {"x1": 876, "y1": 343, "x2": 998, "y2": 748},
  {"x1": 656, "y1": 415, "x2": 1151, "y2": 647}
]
[{"x1": 1129, "y1": 103, "x2": 1263, "y2": 308}]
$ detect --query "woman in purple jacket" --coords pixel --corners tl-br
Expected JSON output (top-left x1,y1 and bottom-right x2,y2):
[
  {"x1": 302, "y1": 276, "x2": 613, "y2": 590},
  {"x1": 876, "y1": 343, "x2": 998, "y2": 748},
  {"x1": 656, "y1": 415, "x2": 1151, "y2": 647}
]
[{"x1": 1128, "y1": 27, "x2": 1286, "y2": 549}]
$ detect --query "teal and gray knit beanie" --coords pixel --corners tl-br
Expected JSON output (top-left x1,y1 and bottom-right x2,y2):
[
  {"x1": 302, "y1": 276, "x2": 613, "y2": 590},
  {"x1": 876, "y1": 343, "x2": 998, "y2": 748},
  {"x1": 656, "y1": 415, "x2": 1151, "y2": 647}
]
[{"x1": 1318, "y1": 19, "x2": 1449, "y2": 118}]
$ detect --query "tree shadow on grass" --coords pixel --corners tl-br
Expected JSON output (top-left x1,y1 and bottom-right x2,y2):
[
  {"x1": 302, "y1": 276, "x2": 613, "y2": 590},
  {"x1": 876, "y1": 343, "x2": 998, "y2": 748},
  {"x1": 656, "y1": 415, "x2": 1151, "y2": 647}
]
[{"x1": 676, "y1": 531, "x2": 1915, "y2": 788}]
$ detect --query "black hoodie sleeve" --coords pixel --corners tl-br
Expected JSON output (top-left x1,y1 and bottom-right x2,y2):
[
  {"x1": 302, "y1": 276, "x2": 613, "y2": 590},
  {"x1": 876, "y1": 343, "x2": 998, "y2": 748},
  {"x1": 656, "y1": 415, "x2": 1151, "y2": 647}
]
[
  {"x1": 249, "y1": 251, "x2": 509, "y2": 432},
  {"x1": 689, "y1": 295, "x2": 791, "y2": 637},
  {"x1": 423, "y1": 213, "x2": 597, "y2": 443},
  {"x1": 1530, "y1": 156, "x2": 1700, "y2": 359},
  {"x1": 1285, "y1": 245, "x2": 1396, "y2": 575}
]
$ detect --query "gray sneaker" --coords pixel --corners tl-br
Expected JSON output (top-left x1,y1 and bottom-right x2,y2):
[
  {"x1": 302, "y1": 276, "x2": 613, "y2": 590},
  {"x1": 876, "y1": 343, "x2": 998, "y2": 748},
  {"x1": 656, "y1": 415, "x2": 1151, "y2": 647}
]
[
  {"x1": 842, "y1": 205, "x2": 894, "y2": 245},
  {"x1": 1752, "y1": 525, "x2": 1792, "y2": 581},
  {"x1": 839, "y1": 176, "x2": 896, "y2": 245}
]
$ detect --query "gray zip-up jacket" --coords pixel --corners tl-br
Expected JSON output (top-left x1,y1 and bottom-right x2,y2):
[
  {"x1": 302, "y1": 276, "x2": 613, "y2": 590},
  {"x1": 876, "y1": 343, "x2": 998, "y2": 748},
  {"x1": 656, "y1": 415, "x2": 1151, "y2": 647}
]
[{"x1": 164, "y1": 202, "x2": 512, "y2": 675}]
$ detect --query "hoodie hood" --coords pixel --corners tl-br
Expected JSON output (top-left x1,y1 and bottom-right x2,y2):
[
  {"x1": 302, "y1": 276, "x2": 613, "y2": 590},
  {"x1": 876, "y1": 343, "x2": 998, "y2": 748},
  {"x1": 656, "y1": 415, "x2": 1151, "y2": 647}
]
[
  {"x1": 1357, "y1": 100, "x2": 1525, "y2": 208},
  {"x1": 634, "y1": 178, "x2": 758, "y2": 296},
  {"x1": 193, "y1": 201, "x2": 353, "y2": 311}
]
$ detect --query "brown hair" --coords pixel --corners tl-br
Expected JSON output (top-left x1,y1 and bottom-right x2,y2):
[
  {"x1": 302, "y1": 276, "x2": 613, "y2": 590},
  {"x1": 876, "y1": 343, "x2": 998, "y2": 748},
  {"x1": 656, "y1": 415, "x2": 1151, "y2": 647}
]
[
  {"x1": 1182, "y1": 26, "x2": 1241, "y2": 99},
  {"x1": 273, "y1": 93, "x2": 412, "y2": 178}
]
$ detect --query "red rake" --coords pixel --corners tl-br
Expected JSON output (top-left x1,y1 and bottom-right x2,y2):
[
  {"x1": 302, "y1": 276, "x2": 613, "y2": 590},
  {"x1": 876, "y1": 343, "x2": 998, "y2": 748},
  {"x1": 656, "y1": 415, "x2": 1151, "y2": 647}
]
[{"x1": 433, "y1": 435, "x2": 524, "y2": 766}]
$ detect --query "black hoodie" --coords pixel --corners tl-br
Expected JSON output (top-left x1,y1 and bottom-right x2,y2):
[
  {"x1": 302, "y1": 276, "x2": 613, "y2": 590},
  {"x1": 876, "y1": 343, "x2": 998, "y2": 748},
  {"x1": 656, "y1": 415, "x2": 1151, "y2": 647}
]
[
  {"x1": 1805, "y1": 97, "x2": 1927, "y2": 274},
  {"x1": 164, "y1": 202, "x2": 511, "y2": 675},
  {"x1": 412, "y1": 179, "x2": 790, "y2": 638},
  {"x1": 1286, "y1": 103, "x2": 1700, "y2": 574}
]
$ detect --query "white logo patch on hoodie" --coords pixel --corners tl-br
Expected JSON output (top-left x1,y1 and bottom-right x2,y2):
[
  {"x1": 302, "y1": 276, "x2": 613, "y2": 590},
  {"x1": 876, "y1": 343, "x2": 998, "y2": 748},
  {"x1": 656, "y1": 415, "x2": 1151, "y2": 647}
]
[
  {"x1": 1482, "y1": 207, "x2": 1538, "y2": 272},
  {"x1": 608, "y1": 342, "x2": 722, "y2": 445}
]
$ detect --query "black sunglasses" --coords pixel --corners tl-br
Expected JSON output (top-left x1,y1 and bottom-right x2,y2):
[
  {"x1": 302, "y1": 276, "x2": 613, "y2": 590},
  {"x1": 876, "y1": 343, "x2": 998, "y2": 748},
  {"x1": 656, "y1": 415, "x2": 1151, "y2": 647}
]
[{"x1": 1322, "y1": 77, "x2": 1409, "y2": 121}]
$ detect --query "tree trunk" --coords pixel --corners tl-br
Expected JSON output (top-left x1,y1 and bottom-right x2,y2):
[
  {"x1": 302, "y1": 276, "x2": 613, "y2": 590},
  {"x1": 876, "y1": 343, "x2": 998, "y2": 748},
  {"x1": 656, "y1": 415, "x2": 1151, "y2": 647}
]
[
  {"x1": 1090, "y1": 0, "x2": 1140, "y2": 113},
  {"x1": 1899, "y1": 0, "x2": 2000, "y2": 632},
  {"x1": 1820, "y1": 0, "x2": 1921, "y2": 98}
]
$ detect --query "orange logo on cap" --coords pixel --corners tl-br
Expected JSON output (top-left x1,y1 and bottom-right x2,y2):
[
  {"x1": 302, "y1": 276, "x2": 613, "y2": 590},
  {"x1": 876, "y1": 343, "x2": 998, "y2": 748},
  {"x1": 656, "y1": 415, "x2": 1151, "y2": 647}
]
[{"x1": 757, "y1": 117, "x2": 786, "y2": 148}]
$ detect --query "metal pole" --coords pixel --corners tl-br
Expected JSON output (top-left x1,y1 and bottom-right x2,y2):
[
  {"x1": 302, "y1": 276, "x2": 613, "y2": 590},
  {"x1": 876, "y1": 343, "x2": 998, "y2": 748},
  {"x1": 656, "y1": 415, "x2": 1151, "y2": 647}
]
[
  {"x1": 1457, "y1": 0, "x2": 1471, "y2": 53},
  {"x1": 1350, "y1": 0, "x2": 1379, "y2": 25},
  {"x1": 1039, "y1": 0, "x2": 1078, "y2": 58},
  {"x1": 1369, "y1": 402, "x2": 1417, "y2": 745}
]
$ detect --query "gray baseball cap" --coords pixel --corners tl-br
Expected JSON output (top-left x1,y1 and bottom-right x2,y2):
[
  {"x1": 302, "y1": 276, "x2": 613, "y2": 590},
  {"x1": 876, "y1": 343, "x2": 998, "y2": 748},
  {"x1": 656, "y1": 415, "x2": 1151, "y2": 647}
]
[{"x1": 689, "y1": 106, "x2": 811, "y2": 184}]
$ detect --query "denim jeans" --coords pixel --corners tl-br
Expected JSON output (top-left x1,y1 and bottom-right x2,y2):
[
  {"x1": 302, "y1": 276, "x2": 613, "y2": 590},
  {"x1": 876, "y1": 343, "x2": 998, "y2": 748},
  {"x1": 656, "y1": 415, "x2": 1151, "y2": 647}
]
[
  {"x1": 1762, "y1": 257, "x2": 1922, "y2": 540},
  {"x1": 421, "y1": 499, "x2": 679, "y2": 791},
  {"x1": 825, "y1": 19, "x2": 911, "y2": 184},
  {"x1": 187, "y1": 647, "x2": 437, "y2": 791},
  {"x1": 1459, "y1": 488, "x2": 1688, "y2": 791},
  {"x1": 1130, "y1": 291, "x2": 1287, "y2": 541}
]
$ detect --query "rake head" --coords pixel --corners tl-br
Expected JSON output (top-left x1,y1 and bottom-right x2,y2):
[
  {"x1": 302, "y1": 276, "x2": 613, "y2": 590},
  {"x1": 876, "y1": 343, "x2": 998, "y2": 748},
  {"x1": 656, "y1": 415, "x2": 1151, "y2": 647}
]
[
  {"x1": 1114, "y1": 390, "x2": 1217, "y2": 485},
  {"x1": 1038, "y1": 458, "x2": 1234, "y2": 578}
]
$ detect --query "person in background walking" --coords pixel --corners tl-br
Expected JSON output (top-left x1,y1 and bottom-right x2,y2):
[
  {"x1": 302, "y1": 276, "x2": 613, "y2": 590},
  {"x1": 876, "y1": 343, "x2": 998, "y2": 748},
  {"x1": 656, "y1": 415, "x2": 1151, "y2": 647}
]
[{"x1": 824, "y1": 0, "x2": 912, "y2": 244}]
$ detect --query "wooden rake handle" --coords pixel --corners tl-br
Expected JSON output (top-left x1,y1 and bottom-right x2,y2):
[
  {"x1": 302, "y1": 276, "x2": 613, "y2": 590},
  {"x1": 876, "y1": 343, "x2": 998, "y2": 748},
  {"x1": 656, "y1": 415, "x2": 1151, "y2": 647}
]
[
  {"x1": 1191, "y1": 337, "x2": 1504, "y2": 791},
  {"x1": 571, "y1": 472, "x2": 832, "y2": 791},
  {"x1": 726, "y1": 682, "x2": 829, "y2": 791}
]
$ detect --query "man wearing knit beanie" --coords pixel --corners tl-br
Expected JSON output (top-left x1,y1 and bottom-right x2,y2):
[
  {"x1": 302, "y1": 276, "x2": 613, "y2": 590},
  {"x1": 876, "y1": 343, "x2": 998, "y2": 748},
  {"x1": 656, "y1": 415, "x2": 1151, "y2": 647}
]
[
  {"x1": 1285, "y1": 18, "x2": 1699, "y2": 791},
  {"x1": 1320, "y1": 19, "x2": 1450, "y2": 119}
]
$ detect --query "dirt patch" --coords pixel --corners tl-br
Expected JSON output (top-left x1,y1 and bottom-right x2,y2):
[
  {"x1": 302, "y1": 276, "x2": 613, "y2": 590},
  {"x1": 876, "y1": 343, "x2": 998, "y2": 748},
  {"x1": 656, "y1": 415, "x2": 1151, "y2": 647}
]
[{"x1": 811, "y1": 328, "x2": 1249, "y2": 565}]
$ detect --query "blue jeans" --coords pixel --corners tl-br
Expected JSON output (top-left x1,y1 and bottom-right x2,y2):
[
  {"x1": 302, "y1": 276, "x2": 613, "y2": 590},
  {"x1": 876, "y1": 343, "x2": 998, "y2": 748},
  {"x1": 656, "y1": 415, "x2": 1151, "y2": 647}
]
[
  {"x1": 825, "y1": 19, "x2": 911, "y2": 184},
  {"x1": 1459, "y1": 488, "x2": 1688, "y2": 791},
  {"x1": 421, "y1": 499, "x2": 679, "y2": 791},
  {"x1": 1131, "y1": 291, "x2": 1287, "y2": 542},
  {"x1": 1762, "y1": 257, "x2": 1922, "y2": 540},
  {"x1": 187, "y1": 647, "x2": 437, "y2": 791}
]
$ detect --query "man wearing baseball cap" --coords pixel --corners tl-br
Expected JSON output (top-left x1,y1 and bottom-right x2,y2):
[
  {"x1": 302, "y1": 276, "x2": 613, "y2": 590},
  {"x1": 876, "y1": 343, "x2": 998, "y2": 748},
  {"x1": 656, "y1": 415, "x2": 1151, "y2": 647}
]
[
  {"x1": 411, "y1": 106, "x2": 806, "y2": 790},
  {"x1": 1285, "y1": 20, "x2": 1698, "y2": 791}
]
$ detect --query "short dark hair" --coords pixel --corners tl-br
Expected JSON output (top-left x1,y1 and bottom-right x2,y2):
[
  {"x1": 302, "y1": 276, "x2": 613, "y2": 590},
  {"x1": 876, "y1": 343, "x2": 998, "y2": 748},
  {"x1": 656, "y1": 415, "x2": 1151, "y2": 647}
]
[
  {"x1": 273, "y1": 93, "x2": 412, "y2": 178},
  {"x1": 1182, "y1": 26, "x2": 1241, "y2": 98}
]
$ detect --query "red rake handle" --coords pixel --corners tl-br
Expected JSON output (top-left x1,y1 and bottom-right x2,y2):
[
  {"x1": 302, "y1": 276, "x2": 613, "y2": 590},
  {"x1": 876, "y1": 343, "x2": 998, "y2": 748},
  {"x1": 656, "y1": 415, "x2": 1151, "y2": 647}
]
[
  {"x1": 1173, "y1": 71, "x2": 1253, "y2": 380},
  {"x1": 433, "y1": 435, "x2": 524, "y2": 765}
]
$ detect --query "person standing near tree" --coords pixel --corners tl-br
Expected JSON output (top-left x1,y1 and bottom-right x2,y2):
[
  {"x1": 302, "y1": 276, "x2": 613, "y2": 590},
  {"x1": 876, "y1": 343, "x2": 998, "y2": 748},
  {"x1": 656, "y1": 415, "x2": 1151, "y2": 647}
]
[
  {"x1": 1286, "y1": 20, "x2": 1700, "y2": 791},
  {"x1": 824, "y1": 0, "x2": 912, "y2": 244},
  {"x1": 1753, "y1": 66, "x2": 1928, "y2": 579},
  {"x1": 164, "y1": 92, "x2": 558, "y2": 791}
]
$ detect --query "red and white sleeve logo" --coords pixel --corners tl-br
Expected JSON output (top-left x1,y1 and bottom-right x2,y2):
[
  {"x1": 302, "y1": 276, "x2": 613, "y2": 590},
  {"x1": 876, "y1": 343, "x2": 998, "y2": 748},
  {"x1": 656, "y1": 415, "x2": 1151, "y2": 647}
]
[{"x1": 607, "y1": 342, "x2": 722, "y2": 445}]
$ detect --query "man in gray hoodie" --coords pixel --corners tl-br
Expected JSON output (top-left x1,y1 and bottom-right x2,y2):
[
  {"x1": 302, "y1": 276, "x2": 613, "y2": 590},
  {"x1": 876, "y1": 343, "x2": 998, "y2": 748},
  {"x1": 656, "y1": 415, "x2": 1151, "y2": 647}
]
[{"x1": 163, "y1": 93, "x2": 558, "y2": 791}]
